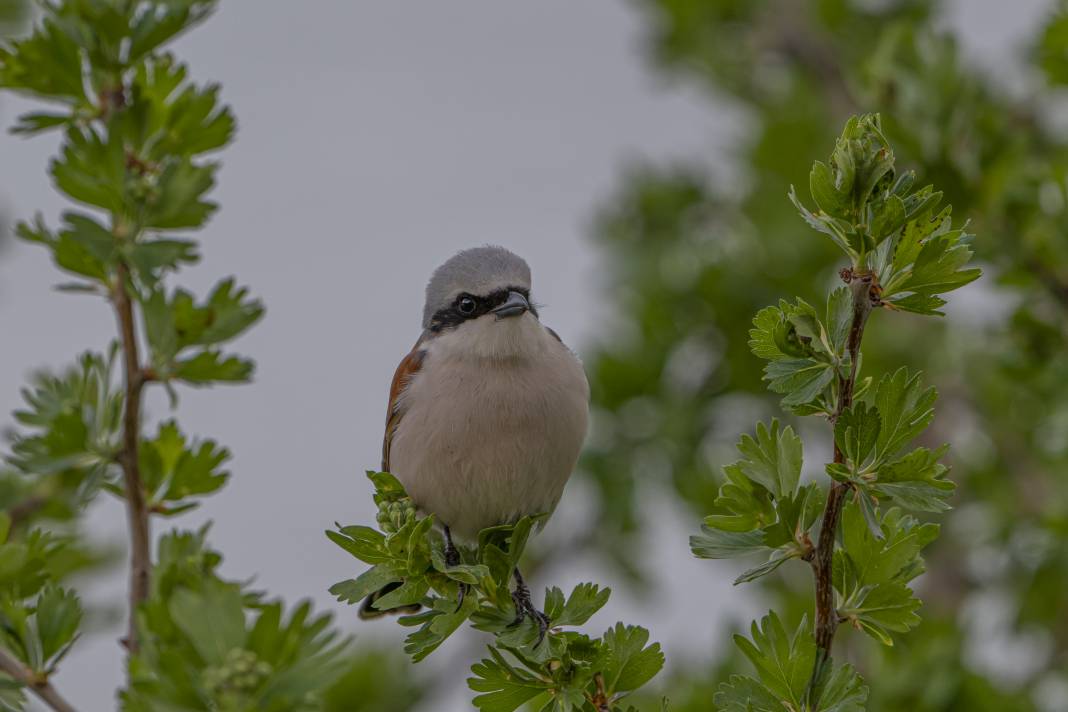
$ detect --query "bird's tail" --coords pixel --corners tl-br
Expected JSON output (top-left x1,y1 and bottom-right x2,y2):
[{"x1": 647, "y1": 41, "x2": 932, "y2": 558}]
[{"x1": 357, "y1": 582, "x2": 423, "y2": 620}]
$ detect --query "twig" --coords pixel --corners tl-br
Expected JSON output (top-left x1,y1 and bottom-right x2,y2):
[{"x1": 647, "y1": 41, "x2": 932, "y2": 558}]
[
  {"x1": 590, "y1": 672, "x2": 611, "y2": 712},
  {"x1": 111, "y1": 260, "x2": 151, "y2": 654},
  {"x1": 809, "y1": 272, "x2": 876, "y2": 693},
  {"x1": 0, "y1": 647, "x2": 78, "y2": 712}
]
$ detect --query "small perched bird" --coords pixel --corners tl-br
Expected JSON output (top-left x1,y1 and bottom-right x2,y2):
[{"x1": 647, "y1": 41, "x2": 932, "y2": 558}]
[{"x1": 360, "y1": 246, "x2": 589, "y2": 629}]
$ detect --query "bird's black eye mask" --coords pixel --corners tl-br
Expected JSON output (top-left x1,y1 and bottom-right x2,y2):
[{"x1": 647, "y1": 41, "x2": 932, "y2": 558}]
[{"x1": 429, "y1": 287, "x2": 537, "y2": 332}]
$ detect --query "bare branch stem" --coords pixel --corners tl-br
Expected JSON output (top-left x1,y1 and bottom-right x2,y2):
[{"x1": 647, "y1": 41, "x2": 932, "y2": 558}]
[
  {"x1": 112, "y1": 260, "x2": 151, "y2": 654},
  {"x1": 0, "y1": 647, "x2": 78, "y2": 712}
]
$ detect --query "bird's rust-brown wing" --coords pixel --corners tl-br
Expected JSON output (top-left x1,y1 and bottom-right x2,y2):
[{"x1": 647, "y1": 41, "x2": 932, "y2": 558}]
[
  {"x1": 363, "y1": 340, "x2": 427, "y2": 620},
  {"x1": 381, "y1": 339, "x2": 426, "y2": 473}
]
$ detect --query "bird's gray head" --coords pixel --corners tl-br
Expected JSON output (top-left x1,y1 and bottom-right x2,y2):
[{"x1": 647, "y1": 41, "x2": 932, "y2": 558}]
[{"x1": 422, "y1": 246, "x2": 536, "y2": 331}]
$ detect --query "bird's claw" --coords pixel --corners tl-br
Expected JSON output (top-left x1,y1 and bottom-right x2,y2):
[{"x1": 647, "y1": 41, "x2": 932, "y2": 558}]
[
  {"x1": 510, "y1": 581, "x2": 551, "y2": 645},
  {"x1": 455, "y1": 582, "x2": 470, "y2": 613},
  {"x1": 442, "y1": 525, "x2": 468, "y2": 613}
]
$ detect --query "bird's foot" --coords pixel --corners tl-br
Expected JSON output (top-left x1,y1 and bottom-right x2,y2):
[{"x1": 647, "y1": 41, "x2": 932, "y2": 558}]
[
  {"x1": 510, "y1": 569, "x2": 550, "y2": 644},
  {"x1": 443, "y1": 525, "x2": 469, "y2": 613}
]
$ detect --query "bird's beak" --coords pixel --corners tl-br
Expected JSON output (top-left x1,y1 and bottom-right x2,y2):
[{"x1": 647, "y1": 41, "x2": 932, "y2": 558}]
[{"x1": 492, "y1": 291, "x2": 530, "y2": 319}]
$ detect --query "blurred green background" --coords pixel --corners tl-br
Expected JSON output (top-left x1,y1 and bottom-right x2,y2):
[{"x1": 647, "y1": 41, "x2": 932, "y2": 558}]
[{"x1": 580, "y1": 1, "x2": 1068, "y2": 710}]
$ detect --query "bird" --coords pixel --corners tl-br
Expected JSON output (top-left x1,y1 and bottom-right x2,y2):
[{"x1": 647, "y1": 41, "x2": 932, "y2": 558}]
[{"x1": 359, "y1": 246, "x2": 590, "y2": 632}]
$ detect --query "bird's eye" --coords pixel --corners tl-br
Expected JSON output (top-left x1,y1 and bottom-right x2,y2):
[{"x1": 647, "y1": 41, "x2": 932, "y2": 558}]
[{"x1": 457, "y1": 295, "x2": 477, "y2": 316}]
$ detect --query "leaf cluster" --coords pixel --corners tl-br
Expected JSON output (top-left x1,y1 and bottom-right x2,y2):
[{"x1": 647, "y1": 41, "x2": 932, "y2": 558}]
[
  {"x1": 715, "y1": 612, "x2": 867, "y2": 712},
  {"x1": 790, "y1": 113, "x2": 979, "y2": 315},
  {"x1": 0, "y1": 516, "x2": 84, "y2": 707},
  {"x1": 329, "y1": 472, "x2": 665, "y2": 712},
  {"x1": 692, "y1": 114, "x2": 979, "y2": 711},
  {"x1": 124, "y1": 527, "x2": 351, "y2": 712},
  {"x1": 690, "y1": 420, "x2": 821, "y2": 584}
]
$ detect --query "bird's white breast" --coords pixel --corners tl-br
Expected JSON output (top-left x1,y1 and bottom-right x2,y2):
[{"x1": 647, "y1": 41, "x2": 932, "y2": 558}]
[{"x1": 389, "y1": 314, "x2": 589, "y2": 540}]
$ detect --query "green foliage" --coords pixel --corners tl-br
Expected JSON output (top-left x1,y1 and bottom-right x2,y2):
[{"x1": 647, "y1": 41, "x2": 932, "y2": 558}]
[
  {"x1": 124, "y1": 529, "x2": 350, "y2": 712},
  {"x1": 691, "y1": 420, "x2": 820, "y2": 584},
  {"x1": 0, "y1": 2, "x2": 404, "y2": 709},
  {"x1": 7, "y1": 349, "x2": 123, "y2": 500},
  {"x1": 691, "y1": 115, "x2": 977, "y2": 709},
  {"x1": 329, "y1": 472, "x2": 665, "y2": 711},
  {"x1": 585, "y1": 1, "x2": 1067, "y2": 710}
]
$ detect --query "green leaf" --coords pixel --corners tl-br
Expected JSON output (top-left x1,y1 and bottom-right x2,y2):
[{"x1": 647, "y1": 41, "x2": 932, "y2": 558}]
[
  {"x1": 326, "y1": 526, "x2": 389, "y2": 565},
  {"x1": 714, "y1": 675, "x2": 788, "y2": 712},
  {"x1": 0, "y1": 13, "x2": 85, "y2": 101},
  {"x1": 728, "y1": 420, "x2": 803, "y2": 500},
  {"x1": 401, "y1": 594, "x2": 478, "y2": 662},
  {"x1": 468, "y1": 647, "x2": 550, "y2": 712},
  {"x1": 838, "y1": 505, "x2": 939, "y2": 590},
  {"x1": 871, "y1": 369, "x2": 936, "y2": 463},
  {"x1": 329, "y1": 564, "x2": 402, "y2": 606},
  {"x1": 834, "y1": 402, "x2": 881, "y2": 471},
  {"x1": 840, "y1": 582, "x2": 922, "y2": 645},
  {"x1": 874, "y1": 445, "x2": 954, "y2": 512},
  {"x1": 764, "y1": 359, "x2": 835, "y2": 410},
  {"x1": 825, "y1": 287, "x2": 852, "y2": 356},
  {"x1": 128, "y1": 2, "x2": 218, "y2": 63},
  {"x1": 810, "y1": 661, "x2": 868, "y2": 712},
  {"x1": 173, "y1": 350, "x2": 255, "y2": 384},
  {"x1": 809, "y1": 160, "x2": 850, "y2": 220},
  {"x1": 599, "y1": 623, "x2": 664, "y2": 694},
  {"x1": 169, "y1": 583, "x2": 246, "y2": 665},
  {"x1": 733, "y1": 548, "x2": 796, "y2": 585},
  {"x1": 373, "y1": 577, "x2": 429, "y2": 610},
  {"x1": 140, "y1": 420, "x2": 230, "y2": 508},
  {"x1": 50, "y1": 126, "x2": 126, "y2": 212},
  {"x1": 127, "y1": 238, "x2": 200, "y2": 283},
  {"x1": 142, "y1": 157, "x2": 219, "y2": 229},
  {"x1": 690, "y1": 527, "x2": 766, "y2": 559},
  {"x1": 11, "y1": 111, "x2": 70, "y2": 136},
  {"x1": 544, "y1": 583, "x2": 610, "y2": 627},
  {"x1": 869, "y1": 194, "x2": 906, "y2": 245},
  {"x1": 705, "y1": 463, "x2": 777, "y2": 532},
  {"x1": 732, "y1": 612, "x2": 813, "y2": 708},
  {"x1": 35, "y1": 587, "x2": 82, "y2": 667}
]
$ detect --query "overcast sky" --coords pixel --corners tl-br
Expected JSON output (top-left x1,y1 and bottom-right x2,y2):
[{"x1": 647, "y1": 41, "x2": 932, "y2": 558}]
[{"x1": 0, "y1": 1, "x2": 1051, "y2": 710}]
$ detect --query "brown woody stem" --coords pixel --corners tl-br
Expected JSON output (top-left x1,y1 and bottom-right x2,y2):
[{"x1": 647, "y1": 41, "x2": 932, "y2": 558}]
[
  {"x1": 809, "y1": 272, "x2": 876, "y2": 694},
  {"x1": 0, "y1": 647, "x2": 78, "y2": 712},
  {"x1": 112, "y1": 260, "x2": 151, "y2": 654}
]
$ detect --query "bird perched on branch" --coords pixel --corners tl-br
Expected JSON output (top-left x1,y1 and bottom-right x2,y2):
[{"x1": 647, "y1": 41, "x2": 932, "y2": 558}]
[{"x1": 359, "y1": 246, "x2": 589, "y2": 633}]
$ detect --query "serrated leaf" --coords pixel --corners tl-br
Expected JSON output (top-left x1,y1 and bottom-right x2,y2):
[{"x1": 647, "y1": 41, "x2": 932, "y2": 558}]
[
  {"x1": 35, "y1": 587, "x2": 82, "y2": 667},
  {"x1": 764, "y1": 359, "x2": 835, "y2": 409},
  {"x1": 732, "y1": 612, "x2": 814, "y2": 708},
  {"x1": 599, "y1": 623, "x2": 664, "y2": 694},
  {"x1": 715, "y1": 674, "x2": 788, "y2": 711},
  {"x1": 325, "y1": 526, "x2": 389, "y2": 565},
  {"x1": 468, "y1": 646, "x2": 550, "y2": 712},
  {"x1": 691, "y1": 527, "x2": 766, "y2": 559},
  {"x1": 169, "y1": 583, "x2": 246, "y2": 665},
  {"x1": 547, "y1": 583, "x2": 610, "y2": 627},
  {"x1": 329, "y1": 565, "x2": 402, "y2": 606},
  {"x1": 834, "y1": 402, "x2": 881, "y2": 471},
  {"x1": 871, "y1": 369, "x2": 936, "y2": 463},
  {"x1": 811, "y1": 661, "x2": 868, "y2": 712},
  {"x1": 734, "y1": 548, "x2": 796, "y2": 585}
]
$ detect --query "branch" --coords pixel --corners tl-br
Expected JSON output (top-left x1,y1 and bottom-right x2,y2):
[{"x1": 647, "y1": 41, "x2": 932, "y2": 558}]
[
  {"x1": 0, "y1": 647, "x2": 78, "y2": 712},
  {"x1": 810, "y1": 271, "x2": 876, "y2": 687},
  {"x1": 111, "y1": 260, "x2": 151, "y2": 654}
]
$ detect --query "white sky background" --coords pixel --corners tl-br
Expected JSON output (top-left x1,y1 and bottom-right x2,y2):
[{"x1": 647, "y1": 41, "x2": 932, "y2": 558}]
[{"x1": 0, "y1": 1, "x2": 1051, "y2": 710}]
